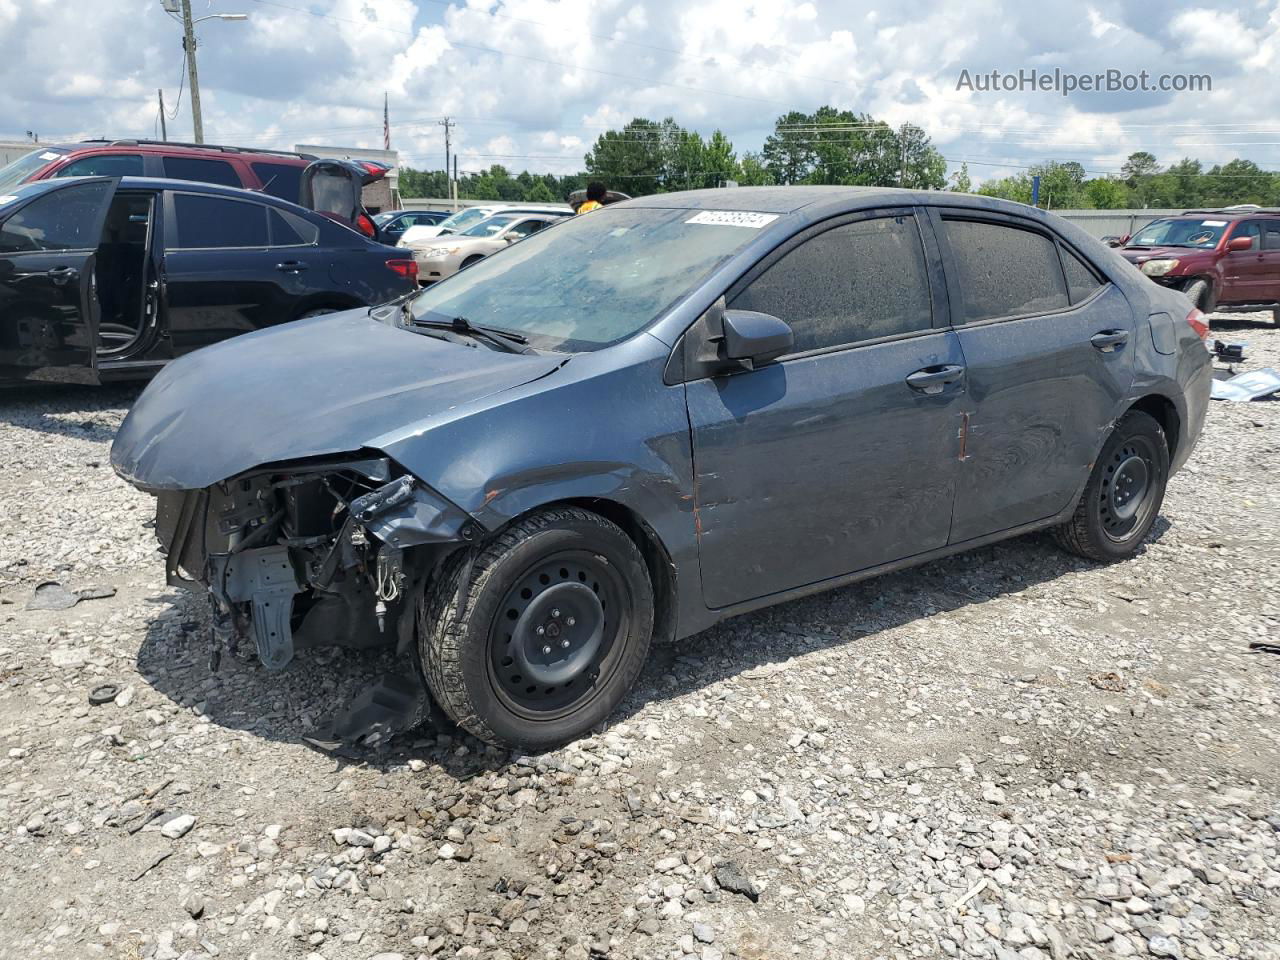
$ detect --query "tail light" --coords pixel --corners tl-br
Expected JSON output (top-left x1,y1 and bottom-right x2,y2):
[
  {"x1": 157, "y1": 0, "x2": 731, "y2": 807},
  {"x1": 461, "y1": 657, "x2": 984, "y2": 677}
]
[
  {"x1": 386, "y1": 258, "x2": 418, "y2": 281},
  {"x1": 355, "y1": 212, "x2": 376, "y2": 238},
  {"x1": 1185, "y1": 308, "x2": 1209, "y2": 340}
]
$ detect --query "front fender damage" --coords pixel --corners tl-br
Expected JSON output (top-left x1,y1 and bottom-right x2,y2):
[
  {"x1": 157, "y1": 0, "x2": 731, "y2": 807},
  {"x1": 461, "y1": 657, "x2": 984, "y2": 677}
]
[
  {"x1": 153, "y1": 456, "x2": 478, "y2": 748},
  {"x1": 159, "y1": 458, "x2": 476, "y2": 670}
]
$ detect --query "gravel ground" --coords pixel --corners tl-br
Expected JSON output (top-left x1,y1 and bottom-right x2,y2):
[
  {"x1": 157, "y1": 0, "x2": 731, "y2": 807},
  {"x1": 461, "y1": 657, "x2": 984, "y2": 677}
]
[{"x1": 0, "y1": 313, "x2": 1277, "y2": 960}]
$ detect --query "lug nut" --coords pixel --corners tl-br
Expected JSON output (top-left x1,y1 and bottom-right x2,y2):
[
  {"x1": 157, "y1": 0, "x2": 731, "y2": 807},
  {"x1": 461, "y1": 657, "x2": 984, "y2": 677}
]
[
  {"x1": 551, "y1": 608, "x2": 561, "y2": 618},
  {"x1": 560, "y1": 639, "x2": 571, "y2": 649},
  {"x1": 542, "y1": 645, "x2": 552, "y2": 655},
  {"x1": 536, "y1": 626, "x2": 545, "y2": 636},
  {"x1": 566, "y1": 617, "x2": 576, "y2": 626}
]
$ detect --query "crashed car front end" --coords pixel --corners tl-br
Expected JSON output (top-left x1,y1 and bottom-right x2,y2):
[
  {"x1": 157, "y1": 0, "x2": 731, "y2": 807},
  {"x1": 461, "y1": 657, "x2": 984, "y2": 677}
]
[{"x1": 154, "y1": 454, "x2": 479, "y2": 673}]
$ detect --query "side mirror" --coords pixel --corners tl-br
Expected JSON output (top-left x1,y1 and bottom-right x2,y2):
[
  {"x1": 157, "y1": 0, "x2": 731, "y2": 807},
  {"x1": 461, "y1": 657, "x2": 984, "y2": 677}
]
[
  {"x1": 1119, "y1": 234, "x2": 1130, "y2": 246},
  {"x1": 1227, "y1": 236, "x2": 1254, "y2": 252},
  {"x1": 721, "y1": 309, "x2": 793, "y2": 368}
]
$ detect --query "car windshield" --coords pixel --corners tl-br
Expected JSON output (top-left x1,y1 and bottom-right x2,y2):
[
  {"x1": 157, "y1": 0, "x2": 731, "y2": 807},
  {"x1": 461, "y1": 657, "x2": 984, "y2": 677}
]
[
  {"x1": 407, "y1": 206, "x2": 764, "y2": 352},
  {"x1": 373, "y1": 212, "x2": 397, "y2": 225},
  {"x1": 1128, "y1": 218, "x2": 1228, "y2": 248},
  {"x1": 0, "y1": 147, "x2": 67, "y2": 192},
  {"x1": 436, "y1": 208, "x2": 489, "y2": 232},
  {"x1": 460, "y1": 215, "x2": 515, "y2": 238}
]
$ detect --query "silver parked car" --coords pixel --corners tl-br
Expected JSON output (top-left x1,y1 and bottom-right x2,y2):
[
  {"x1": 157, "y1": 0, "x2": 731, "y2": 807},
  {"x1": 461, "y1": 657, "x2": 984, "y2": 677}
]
[
  {"x1": 405, "y1": 212, "x2": 566, "y2": 283},
  {"x1": 397, "y1": 203, "x2": 570, "y2": 247}
]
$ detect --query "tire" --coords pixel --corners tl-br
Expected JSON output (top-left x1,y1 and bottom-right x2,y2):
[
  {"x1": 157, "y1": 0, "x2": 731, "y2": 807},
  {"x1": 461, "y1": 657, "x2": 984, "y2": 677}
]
[
  {"x1": 418, "y1": 507, "x2": 654, "y2": 750},
  {"x1": 1052, "y1": 411, "x2": 1170, "y2": 563},
  {"x1": 460, "y1": 256, "x2": 485, "y2": 270},
  {"x1": 1183, "y1": 278, "x2": 1212, "y2": 313}
]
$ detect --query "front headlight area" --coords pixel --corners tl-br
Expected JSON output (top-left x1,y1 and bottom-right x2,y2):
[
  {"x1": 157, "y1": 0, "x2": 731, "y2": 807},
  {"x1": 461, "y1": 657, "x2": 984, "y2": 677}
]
[
  {"x1": 1140, "y1": 258, "x2": 1180, "y2": 277},
  {"x1": 419, "y1": 246, "x2": 460, "y2": 259},
  {"x1": 157, "y1": 456, "x2": 477, "y2": 674}
]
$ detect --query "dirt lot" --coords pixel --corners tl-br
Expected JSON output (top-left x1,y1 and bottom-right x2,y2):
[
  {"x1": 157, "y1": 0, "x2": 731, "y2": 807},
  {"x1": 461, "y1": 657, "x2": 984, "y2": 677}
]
[{"x1": 0, "y1": 315, "x2": 1277, "y2": 960}]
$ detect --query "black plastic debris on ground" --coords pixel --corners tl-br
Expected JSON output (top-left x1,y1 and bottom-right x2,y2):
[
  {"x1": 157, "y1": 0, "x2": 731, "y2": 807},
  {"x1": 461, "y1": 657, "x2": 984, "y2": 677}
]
[{"x1": 26, "y1": 581, "x2": 116, "y2": 611}]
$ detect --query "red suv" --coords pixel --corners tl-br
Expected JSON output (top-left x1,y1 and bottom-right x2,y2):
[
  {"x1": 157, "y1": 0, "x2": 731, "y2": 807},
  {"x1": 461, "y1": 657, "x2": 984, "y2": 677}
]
[
  {"x1": 0, "y1": 139, "x2": 314, "y2": 205},
  {"x1": 1119, "y1": 205, "x2": 1280, "y2": 323}
]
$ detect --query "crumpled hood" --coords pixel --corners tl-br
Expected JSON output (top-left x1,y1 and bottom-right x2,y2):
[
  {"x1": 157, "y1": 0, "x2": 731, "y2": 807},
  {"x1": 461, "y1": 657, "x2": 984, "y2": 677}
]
[{"x1": 111, "y1": 309, "x2": 564, "y2": 490}]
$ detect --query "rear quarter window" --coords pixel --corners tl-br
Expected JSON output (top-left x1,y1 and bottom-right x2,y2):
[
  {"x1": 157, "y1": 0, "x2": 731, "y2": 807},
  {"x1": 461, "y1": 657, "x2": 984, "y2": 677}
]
[
  {"x1": 1060, "y1": 247, "x2": 1105, "y2": 304},
  {"x1": 251, "y1": 162, "x2": 304, "y2": 203},
  {"x1": 941, "y1": 219, "x2": 1069, "y2": 323}
]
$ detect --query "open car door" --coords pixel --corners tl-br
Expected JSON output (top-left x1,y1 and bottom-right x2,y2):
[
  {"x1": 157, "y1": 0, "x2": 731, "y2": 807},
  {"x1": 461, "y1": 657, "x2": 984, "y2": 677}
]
[
  {"x1": 298, "y1": 159, "x2": 389, "y2": 240},
  {"x1": 0, "y1": 177, "x2": 116, "y2": 384}
]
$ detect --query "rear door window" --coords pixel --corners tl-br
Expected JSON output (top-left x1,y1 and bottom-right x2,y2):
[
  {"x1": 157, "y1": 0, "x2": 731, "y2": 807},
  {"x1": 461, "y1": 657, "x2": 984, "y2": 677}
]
[
  {"x1": 55, "y1": 154, "x2": 144, "y2": 178},
  {"x1": 730, "y1": 214, "x2": 934, "y2": 353},
  {"x1": 162, "y1": 155, "x2": 243, "y2": 188},
  {"x1": 1264, "y1": 222, "x2": 1280, "y2": 251},
  {"x1": 940, "y1": 219, "x2": 1069, "y2": 323},
  {"x1": 172, "y1": 193, "x2": 268, "y2": 248},
  {"x1": 250, "y1": 161, "x2": 304, "y2": 203}
]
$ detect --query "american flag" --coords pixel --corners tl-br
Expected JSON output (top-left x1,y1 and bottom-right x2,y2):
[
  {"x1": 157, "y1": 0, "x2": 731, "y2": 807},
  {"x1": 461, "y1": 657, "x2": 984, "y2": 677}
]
[{"x1": 383, "y1": 93, "x2": 390, "y2": 151}]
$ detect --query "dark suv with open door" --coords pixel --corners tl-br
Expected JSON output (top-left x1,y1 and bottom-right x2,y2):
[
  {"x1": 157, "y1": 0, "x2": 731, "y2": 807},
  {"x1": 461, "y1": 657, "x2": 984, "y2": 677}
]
[{"x1": 0, "y1": 166, "x2": 416, "y2": 385}]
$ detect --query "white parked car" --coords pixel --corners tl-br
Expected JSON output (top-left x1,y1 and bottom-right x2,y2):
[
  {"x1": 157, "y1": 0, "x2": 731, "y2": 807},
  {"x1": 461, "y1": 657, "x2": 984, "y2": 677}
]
[
  {"x1": 397, "y1": 203, "x2": 570, "y2": 247},
  {"x1": 406, "y1": 212, "x2": 568, "y2": 283}
]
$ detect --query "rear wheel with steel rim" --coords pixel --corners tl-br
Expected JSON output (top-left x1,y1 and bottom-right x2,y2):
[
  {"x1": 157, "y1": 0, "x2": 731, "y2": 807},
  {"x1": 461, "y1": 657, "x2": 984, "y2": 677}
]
[
  {"x1": 419, "y1": 507, "x2": 653, "y2": 749},
  {"x1": 1053, "y1": 410, "x2": 1169, "y2": 562}
]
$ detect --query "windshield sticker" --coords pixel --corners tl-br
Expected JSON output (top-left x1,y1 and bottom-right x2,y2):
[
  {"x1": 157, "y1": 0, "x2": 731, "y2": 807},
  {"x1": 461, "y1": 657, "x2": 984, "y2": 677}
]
[
  {"x1": 686, "y1": 210, "x2": 779, "y2": 228},
  {"x1": 39, "y1": 151, "x2": 60, "y2": 161},
  {"x1": 1201, "y1": 220, "x2": 1227, "y2": 226},
  {"x1": 0, "y1": 195, "x2": 17, "y2": 206}
]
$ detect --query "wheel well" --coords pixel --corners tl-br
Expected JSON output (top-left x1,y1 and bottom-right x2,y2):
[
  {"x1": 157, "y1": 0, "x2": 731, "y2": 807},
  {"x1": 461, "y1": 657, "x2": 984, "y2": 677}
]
[
  {"x1": 551, "y1": 498, "x2": 678, "y2": 646},
  {"x1": 293, "y1": 297, "x2": 361, "y2": 320},
  {"x1": 1127, "y1": 394, "x2": 1180, "y2": 459}
]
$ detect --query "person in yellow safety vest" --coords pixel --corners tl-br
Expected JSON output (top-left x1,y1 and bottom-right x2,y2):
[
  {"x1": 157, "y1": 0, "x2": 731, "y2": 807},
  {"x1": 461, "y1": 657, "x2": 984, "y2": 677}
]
[{"x1": 577, "y1": 181, "x2": 607, "y2": 214}]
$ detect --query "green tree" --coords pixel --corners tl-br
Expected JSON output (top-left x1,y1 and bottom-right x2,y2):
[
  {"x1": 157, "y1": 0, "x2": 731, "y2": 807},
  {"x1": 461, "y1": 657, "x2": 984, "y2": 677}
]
[
  {"x1": 736, "y1": 151, "x2": 773, "y2": 186},
  {"x1": 584, "y1": 117, "x2": 668, "y2": 195},
  {"x1": 1083, "y1": 177, "x2": 1129, "y2": 209},
  {"x1": 525, "y1": 179, "x2": 556, "y2": 202},
  {"x1": 761, "y1": 110, "x2": 815, "y2": 184},
  {"x1": 703, "y1": 130, "x2": 738, "y2": 187},
  {"x1": 1121, "y1": 151, "x2": 1160, "y2": 181},
  {"x1": 948, "y1": 162, "x2": 972, "y2": 193}
]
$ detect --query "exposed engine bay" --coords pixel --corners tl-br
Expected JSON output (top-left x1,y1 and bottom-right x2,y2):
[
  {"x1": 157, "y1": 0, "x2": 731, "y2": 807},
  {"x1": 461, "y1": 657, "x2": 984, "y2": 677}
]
[{"x1": 154, "y1": 455, "x2": 479, "y2": 678}]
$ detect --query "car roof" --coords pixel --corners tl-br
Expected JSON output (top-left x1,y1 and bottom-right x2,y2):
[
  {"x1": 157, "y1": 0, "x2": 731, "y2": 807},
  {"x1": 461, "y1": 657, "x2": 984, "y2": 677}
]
[
  {"x1": 621, "y1": 185, "x2": 1073, "y2": 224},
  {"x1": 3, "y1": 175, "x2": 319, "y2": 219},
  {"x1": 52, "y1": 140, "x2": 311, "y2": 161}
]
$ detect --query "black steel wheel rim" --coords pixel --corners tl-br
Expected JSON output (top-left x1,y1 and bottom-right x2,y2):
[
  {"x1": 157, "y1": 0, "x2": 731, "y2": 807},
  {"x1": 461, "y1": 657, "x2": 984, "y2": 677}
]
[
  {"x1": 488, "y1": 549, "x2": 629, "y2": 719},
  {"x1": 1099, "y1": 436, "x2": 1158, "y2": 541}
]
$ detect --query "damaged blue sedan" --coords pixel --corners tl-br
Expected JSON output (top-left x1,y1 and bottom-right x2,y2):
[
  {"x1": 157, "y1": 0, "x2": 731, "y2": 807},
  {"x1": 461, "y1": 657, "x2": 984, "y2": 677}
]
[{"x1": 111, "y1": 187, "x2": 1212, "y2": 750}]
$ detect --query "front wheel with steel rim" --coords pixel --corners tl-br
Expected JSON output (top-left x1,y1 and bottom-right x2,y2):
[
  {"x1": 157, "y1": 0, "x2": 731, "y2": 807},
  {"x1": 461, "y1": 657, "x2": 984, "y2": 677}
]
[
  {"x1": 1053, "y1": 410, "x2": 1170, "y2": 562},
  {"x1": 419, "y1": 507, "x2": 654, "y2": 750}
]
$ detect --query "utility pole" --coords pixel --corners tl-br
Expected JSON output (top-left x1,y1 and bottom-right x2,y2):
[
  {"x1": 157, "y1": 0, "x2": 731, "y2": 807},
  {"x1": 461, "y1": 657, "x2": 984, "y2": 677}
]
[
  {"x1": 158, "y1": 89, "x2": 168, "y2": 141},
  {"x1": 898, "y1": 122, "x2": 908, "y2": 188},
  {"x1": 179, "y1": 0, "x2": 203, "y2": 143},
  {"x1": 438, "y1": 117, "x2": 454, "y2": 209},
  {"x1": 453, "y1": 155, "x2": 458, "y2": 208}
]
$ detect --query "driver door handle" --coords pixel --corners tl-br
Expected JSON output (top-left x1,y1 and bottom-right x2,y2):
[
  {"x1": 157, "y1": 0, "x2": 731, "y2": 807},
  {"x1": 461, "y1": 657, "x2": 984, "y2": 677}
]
[
  {"x1": 276, "y1": 260, "x2": 309, "y2": 273},
  {"x1": 905, "y1": 364, "x2": 965, "y2": 394},
  {"x1": 47, "y1": 265, "x2": 79, "y2": 285},
  {"x1": 1091, "y1": 330, "x2": 1129, "y2": 352}
]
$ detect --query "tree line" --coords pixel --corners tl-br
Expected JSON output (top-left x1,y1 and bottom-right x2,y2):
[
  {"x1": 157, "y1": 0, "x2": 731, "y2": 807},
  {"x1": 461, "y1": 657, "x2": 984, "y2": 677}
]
[
  {"x1": 398, "y1": 106, "x2": 948, "y2": 202},
  {"x1": 973, "y1": 152, "x2": 1280, "y2": 209},
  {"x1": 397, "y1": 112, "x2": 1279, "y2": 210}
]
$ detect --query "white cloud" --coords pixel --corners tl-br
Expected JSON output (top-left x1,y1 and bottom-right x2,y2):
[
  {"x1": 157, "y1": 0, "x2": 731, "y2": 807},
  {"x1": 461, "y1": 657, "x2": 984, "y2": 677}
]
[{"x1": 0, "y1": 0, "x2": 1274, "y2": 187}]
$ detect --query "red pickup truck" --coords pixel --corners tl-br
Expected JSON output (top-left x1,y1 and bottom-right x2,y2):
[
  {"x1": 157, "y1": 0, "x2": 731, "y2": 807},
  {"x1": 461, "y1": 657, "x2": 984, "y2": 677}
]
[{"x1": 1119, "y1": 205, "x2": 1280, "y2": 323}]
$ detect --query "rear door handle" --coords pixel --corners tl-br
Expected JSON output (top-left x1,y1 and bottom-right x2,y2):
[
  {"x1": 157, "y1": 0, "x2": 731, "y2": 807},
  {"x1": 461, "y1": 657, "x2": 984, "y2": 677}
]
[
  {"x1": 1090, "y1": 330, "x2": 1129, "y2": 352},
  {"x1": 47, "y1": 265, "x2": 79, "y2": 285},
  {"x1": 905, "y1": 364, "x2": 965, "y2": 395},
  {"x1": 276, "y1": 261, "x2": 308, "y2": 273}
]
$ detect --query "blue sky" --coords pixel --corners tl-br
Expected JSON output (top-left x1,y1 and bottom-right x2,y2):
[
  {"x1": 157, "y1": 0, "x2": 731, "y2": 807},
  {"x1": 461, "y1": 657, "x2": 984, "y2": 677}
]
[{"x1": 0, "y1": 0, "x2": 1275, "y2": 183}]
